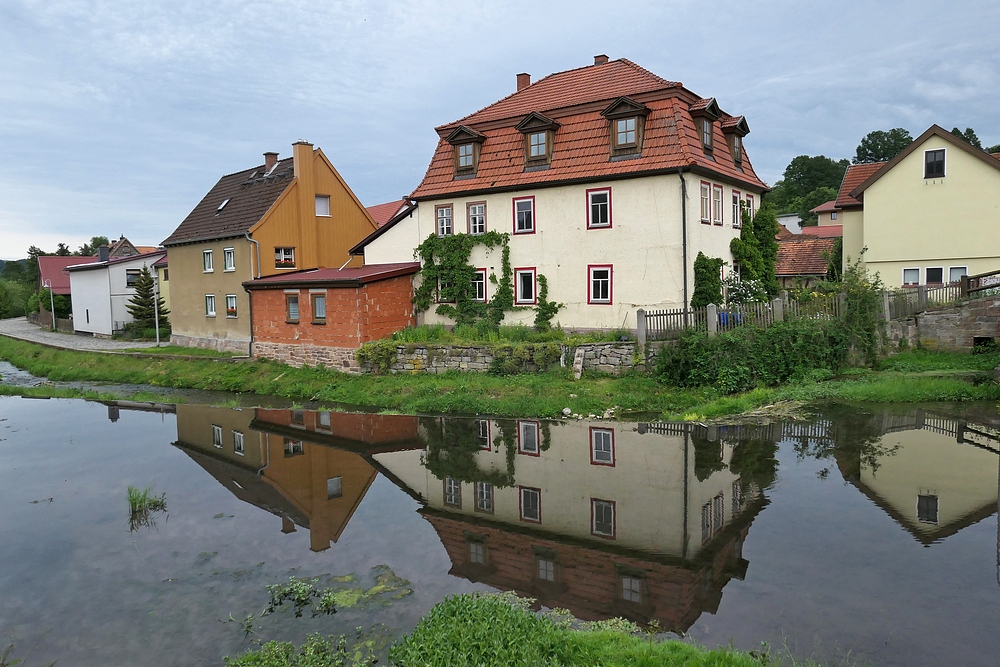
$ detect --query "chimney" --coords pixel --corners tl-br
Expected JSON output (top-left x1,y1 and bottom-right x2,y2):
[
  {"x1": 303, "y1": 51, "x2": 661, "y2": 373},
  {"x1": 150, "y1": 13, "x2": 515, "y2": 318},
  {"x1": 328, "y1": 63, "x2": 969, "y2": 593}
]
[
  {"x1": 263, "y1": 151, "x2": 278, "y2": 173},
  {"x1": 98, "y1": 245, "x2": 109, "y2": 262},
  {"x1": 516, "y1": 73, "x2": 530, "y2": 91},
  {"x1": 594, "y1": 54, "x2": 609, "y2": 65}
]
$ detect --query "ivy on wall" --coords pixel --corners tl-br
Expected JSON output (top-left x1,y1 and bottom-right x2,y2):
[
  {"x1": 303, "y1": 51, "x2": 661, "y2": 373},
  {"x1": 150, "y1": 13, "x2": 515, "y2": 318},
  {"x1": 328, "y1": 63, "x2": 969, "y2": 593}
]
[{"x1": 412, "y1": 231, "x2": 560, "y2": 330}]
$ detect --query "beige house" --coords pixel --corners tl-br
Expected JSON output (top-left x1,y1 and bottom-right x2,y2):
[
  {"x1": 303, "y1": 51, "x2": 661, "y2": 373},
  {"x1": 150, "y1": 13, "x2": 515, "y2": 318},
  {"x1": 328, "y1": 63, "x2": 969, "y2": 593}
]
[
  {"x1": 162, "y1": 142, "x2": 378, "y2": 353},
  {"x1": 354, "y1": 56, "x2": 767, "y2": 330},
  {"x1": 838, "y1": 125, "x2": 1000, "y2": 288}
]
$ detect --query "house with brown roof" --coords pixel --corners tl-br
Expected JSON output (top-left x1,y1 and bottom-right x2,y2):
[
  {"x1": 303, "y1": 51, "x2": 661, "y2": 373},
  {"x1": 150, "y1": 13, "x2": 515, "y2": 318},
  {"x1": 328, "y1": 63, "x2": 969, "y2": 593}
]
[
  {"x1": 162, "y1": 142, "x2": 379, "y2": 353},
  {"x1": 775, "y1": 235, "x2": 837, "y2": 288},
  {"x1": 838, "y1": 124, "x2": 1000, "y2": 287},
  {"x1": 354, "y1": 56, "x2": 767, "y2": 330}
]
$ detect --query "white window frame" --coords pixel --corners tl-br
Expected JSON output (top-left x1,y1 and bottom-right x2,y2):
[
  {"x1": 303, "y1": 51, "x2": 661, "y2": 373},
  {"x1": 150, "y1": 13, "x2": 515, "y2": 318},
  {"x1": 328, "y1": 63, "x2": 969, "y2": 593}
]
[
  {"x1": 519, "y1": 486, "x2": 541, "y2": 523},
  {"x1": 212, "y1": 424, "x2": 223, "y2": 448},
  {"x1": 745, "y1": 194, "x2": 755, "y2": 221},
  {"x1": 712, "y1": 184, "x2": 724, "y2": 225},
  {"x1": 275, "y1": 247, "x2": 295, "y2": 268},
  {"x1": 515, "y1": 268, "x2": 536, "y2": 305},
  {"x1": 513, "y1": 197, "x2": 535, "y2": 234},
  {"x1": 471, "y1": 269, "x2": 487, "y2": 302},
  {"x1": 591, "y1": 498, "x2": 615, "y2": 538},
  {"x1": 475, "y1": 481, "x2": 493, "y2": 513},
  {"x1": 902, "y1": 267, "x2": 920, "y2": 287},
  {"x1": 444, "y1": 477, "x2": 461, "y2": 507},
  {"x1": 233, "y1": 431, "x2": 245, "y2": 456},
  {"x1": 615, "y1": 117, "x2": 637, "y2": 147},
  {"x1": 327, "y1": 476, "x2": 343, "y2": 499},
  {"x1": 225, "y1": 294, "x2": 238, "y2": 319},
  {"x1": 924, "y1": 148, "x2": 946, "y2": 179},
  {"x1": 315, "y1": 195, "x2": 331, "y2": 217},
  {"x1": 590, "y1": 428, "x2": 614, "y2": 465},
  {"x1": 949, "y1": 266, "x2": 968, "y2": 284},
  {"x1": 457, "y1": 143, "x2": 474, "y2": 168},
  {"x1": 205, "y1": 294, "x2": 216, "y2": 317},
  {"x1": 203, "y1": 249, "x2": 214, "y2": 272},
  {"x1": 312, "y1": 294, "x2": 327, "y2": 321},
  {"x1": 223, "y1": 247, "x2": 235, "y2": 272},
  {"x1": 587, "y1": 188, "x2": 611, "y2": 229},
  {"x1": 468, "y1": 202, "x2": 486, "y2": 235},
  {"x1": 518, "y1": 420, "x2": 540, "y2": 455},
  {"x1": 528, "y1": 131, "x2": 547, "y2": 158},
  {"x1": 436, "y1": 205, "x2": 453, "y2": 237},
  {"x1": 588, "y1": 265, "x2": 612, "y2": 304}
]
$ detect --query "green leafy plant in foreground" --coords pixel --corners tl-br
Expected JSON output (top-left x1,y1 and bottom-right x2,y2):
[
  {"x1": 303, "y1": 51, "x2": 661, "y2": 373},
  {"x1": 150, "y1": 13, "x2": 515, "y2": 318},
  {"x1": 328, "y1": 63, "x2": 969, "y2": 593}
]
[
  {"x1": 126, "y1": 485, "x2": 167, "y2": 531},
  {"x1": 224, "y1": 631, "x2": 378, "y2": 667}
]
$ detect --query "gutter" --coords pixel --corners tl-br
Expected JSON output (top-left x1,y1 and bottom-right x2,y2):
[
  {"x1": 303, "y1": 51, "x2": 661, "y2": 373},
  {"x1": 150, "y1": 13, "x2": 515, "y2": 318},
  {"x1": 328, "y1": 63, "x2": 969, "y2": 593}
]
[{"x1": 678, "y1": 167, "x2": 689, "y2": 311}]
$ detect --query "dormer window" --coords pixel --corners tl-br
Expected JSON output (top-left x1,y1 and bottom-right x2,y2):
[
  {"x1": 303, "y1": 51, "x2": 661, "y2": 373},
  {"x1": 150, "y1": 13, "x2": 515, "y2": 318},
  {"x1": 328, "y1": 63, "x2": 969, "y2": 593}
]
[
  {"x1": 722, "y1": 116, "x2": 750, "y2": 167},
  {"x1": 445, "y1": 125, "x2": 486, "y2": 178},
  {"x1": 516, "y1": 112, "x2": 560, "y2": 169},
  {"x1": 601, "y1": 97, "x2": 649, "y2": 157},
  {"x1": 731, "y1": 135, "x2": 742, "y2": 163},
  {"x1": 689, "y1": 98, "x2": 721, "y2": 155},
  {"x1": 701, "y1": 119, "x2": 713, "y2": 151}
]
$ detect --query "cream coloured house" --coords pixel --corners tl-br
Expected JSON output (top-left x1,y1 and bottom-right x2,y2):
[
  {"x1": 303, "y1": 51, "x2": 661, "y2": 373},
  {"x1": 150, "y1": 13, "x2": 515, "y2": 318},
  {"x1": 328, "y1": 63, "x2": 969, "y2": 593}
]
[
  {"x1": 354, "y1": 56, "x2": 767, "y2": 330},
  {"x1": 837, "y1": 125, "x2": 1000, "y2": 288}
]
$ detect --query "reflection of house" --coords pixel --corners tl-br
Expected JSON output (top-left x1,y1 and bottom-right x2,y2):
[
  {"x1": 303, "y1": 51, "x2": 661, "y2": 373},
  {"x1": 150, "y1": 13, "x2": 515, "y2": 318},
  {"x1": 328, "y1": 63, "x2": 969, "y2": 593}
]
[
  {"x1": 173, "y1": 405, "x2": 416, "y2": 552},
  {"x1": 372, "y1": 418, "x2": 769, "y2": 630},
  {"x1": 835, "y1": 410, "x2": 1000, "y2": 545},
  {"x1": 66, "y1": 248, "x2": 167, "y2": 336}
]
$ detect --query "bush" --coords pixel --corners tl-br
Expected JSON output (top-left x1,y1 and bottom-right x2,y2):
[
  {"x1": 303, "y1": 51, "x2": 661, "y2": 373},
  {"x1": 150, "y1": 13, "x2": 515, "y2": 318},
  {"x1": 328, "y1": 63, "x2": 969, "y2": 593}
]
[
  {"x1": 489, "y1": 342, "x2": 562, "y2": 375},
  {"x1": 656, "y1": 318, "x2": 849, "y2": 393}
]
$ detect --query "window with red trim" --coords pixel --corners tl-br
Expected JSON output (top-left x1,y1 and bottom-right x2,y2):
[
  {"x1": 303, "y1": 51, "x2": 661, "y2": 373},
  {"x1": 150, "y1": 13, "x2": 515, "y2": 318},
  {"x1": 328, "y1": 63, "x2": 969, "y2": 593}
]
[
  {"x1": 712, "y1": 185, "x2": 723, "y2": 225},
  {"x1": 700, "y1": 182, "x2": 711, "y2": 223},
  {"x1": 732, "y1": 190, "x2": 742, "y2": 228}
]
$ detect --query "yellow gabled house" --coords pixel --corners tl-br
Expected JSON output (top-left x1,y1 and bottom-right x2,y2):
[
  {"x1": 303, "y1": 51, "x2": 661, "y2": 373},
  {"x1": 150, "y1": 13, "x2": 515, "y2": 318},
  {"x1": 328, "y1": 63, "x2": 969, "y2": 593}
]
[
  {"x1": 162, "y1": 142, "x2": 378, "y2": 352},
  {"x1": 839, "y1": 125, "x2": 1000, "y2": 288}
]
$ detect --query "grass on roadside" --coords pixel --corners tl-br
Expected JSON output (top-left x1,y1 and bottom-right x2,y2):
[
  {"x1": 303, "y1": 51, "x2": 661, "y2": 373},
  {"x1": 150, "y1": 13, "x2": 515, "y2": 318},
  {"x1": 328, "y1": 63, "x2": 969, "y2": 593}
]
[{"x1": 117, "y1": 345, "x2": 239, "y2": 357}]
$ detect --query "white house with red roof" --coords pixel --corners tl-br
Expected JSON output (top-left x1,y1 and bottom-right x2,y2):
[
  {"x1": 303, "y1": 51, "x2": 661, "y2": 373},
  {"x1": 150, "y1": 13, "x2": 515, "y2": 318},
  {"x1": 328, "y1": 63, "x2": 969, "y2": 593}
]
[
  {"x1": 67, "y1": 249, "x2": 166, "y2": 336},
  {"x1": 353, "y1": 56, "x2": 767, "y2": 330}
]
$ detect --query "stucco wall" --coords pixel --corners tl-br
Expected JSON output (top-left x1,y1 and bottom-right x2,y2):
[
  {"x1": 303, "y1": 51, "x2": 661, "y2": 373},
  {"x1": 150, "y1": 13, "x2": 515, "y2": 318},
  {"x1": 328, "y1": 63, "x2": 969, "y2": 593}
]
[
  {"x1": 363, "y1": 173, "x2": 757, "y2": 330},
  {"x1": 69, "y1": 267, "x2": 113, "y2": 335}
]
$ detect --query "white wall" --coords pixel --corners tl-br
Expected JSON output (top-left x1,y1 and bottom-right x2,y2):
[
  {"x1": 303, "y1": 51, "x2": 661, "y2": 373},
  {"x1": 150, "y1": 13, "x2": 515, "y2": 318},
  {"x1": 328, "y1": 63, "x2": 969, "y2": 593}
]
[
  {"x1": 365, "y1": 174, "x2": 756, "y2": 330},
  {"x1": 70, "y1": 269, "x2": 113, "y2": 335}
]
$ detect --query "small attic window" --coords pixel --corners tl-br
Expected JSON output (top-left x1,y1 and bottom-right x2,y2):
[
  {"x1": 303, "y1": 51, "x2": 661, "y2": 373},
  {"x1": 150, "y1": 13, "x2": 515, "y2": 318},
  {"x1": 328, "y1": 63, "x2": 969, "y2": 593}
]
[
  {"x1": 216, "y1": 199, "x2": 230, "y2": 215},
  {"x1": 731, "y1": 135, "x2": 742, "y2": 163},
  {"x1": 600, "y1": 97, "x2": 649, "y2": 157},
  {"x1": 446, "y1": 125, "x2": 486, "y2": 178},
  {"x1": 701, "y1": 119, "x2": 713, "y2": 152}
]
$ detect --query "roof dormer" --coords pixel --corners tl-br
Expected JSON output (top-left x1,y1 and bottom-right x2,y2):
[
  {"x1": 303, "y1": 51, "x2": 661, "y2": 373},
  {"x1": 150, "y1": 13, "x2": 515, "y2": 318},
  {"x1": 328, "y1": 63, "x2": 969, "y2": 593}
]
[
  {"x1": 516, "y1": 112, "x2": 560, "y2": 169},
  {"x1": 601, "y1": 96, "x2": 650, "y2": 158},
  {"x1": 446, "y1": 125, "x2": 486, "y2": 178},
  {"x1": 721, "y1": 115, "x2": 750, "y2": 165},
  {"x1": 689, "y1": 98, "x2": 721, "y2": 154}
]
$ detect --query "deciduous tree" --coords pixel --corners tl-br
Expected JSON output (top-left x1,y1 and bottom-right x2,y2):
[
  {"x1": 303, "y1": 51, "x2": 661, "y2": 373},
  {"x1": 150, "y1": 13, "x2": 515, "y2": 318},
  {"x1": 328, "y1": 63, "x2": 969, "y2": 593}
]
[
  {"x1": 951, "y1": 127, "x2": 982, "y2": 149},
  {"x1": 853, "y1": 128, "x2": 912, "y2": 164}
]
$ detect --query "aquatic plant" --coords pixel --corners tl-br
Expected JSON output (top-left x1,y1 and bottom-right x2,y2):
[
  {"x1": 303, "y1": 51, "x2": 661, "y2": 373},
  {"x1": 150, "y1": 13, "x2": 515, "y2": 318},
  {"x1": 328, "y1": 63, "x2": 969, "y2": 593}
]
[
  {"x1": 262, "y1": 566, "x2": 413, "y2": 620},
  {"x1": 126, "y1": 485, "x2": 167, "y2": 531}
]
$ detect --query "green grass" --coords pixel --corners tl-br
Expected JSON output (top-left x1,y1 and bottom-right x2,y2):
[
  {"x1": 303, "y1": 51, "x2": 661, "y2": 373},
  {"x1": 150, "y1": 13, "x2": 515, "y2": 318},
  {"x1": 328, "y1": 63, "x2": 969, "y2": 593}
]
[
  {"x1": 389, "y1": 323, "x2": 633, "y2": 345},
  {"x1": 1, "y1": 336, "x2": 997, "y2": 420},
  {"x1": 117, "y1": 345, "x2": 239, "y2": 358}
]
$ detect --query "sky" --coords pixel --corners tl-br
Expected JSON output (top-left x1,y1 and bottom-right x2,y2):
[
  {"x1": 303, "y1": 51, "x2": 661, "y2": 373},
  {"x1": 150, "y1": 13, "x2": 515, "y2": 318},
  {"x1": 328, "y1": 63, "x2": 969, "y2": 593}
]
[{"x1": 1, "y1": 0, "x2": 998, "y2": 259}]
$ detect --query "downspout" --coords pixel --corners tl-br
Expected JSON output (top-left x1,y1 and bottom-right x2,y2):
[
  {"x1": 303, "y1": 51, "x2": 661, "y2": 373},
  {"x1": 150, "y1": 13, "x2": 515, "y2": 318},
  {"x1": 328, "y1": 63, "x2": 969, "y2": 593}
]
[
  {"x1": 678, "y1": 168, "x2": 689, "y2": 312},
  {"x1": 245, "y1": 232, "x2": 261, "y2": 279},
  {"x1": 682, "y1": 426, "x2": 690, "y2": 561},
  {"x1": 245, "y1": 233, "x2": 260, "y2": 358}
]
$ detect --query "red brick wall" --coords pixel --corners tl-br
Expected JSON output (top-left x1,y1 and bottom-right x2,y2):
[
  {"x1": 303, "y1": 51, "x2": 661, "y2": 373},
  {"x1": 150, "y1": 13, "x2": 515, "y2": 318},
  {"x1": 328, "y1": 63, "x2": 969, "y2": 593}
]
[
  {"x1": 254, "y1": 408, "x2": 418, "y2": 445},
  {"x1": 250, "y1": 274, "x2": 415, "y2": 349}
]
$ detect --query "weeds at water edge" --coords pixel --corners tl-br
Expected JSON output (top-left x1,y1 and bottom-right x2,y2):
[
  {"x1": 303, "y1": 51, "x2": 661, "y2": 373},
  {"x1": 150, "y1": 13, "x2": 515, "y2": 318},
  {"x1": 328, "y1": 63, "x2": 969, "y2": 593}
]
[{"x1": 126, "y1": 485, "x2": 167, "y2": 531}]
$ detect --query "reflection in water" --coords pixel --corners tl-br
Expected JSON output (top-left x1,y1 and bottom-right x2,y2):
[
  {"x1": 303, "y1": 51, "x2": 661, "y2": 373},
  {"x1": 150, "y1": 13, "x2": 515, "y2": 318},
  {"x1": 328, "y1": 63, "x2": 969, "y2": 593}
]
[{"x1": 163, "y1": 401, "x2": 1000, "y2": 636}]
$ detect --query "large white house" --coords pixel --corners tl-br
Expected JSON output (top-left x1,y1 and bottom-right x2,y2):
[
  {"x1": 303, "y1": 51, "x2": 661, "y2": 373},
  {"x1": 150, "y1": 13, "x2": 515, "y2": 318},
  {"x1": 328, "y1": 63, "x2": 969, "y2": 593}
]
[
  {"x1": 354, "y1": 56, "x2": 768, "y2": 330},
  {"x1": 67, "y1": 249, "x2": 166, "y2": 336}
]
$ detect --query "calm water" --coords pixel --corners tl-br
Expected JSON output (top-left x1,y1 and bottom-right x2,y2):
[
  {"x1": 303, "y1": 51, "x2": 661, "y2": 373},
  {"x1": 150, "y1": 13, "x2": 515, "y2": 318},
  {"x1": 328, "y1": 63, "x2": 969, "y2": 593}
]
[{"x1": 1, "y1": 396, "x2": 999, "y2": 666}]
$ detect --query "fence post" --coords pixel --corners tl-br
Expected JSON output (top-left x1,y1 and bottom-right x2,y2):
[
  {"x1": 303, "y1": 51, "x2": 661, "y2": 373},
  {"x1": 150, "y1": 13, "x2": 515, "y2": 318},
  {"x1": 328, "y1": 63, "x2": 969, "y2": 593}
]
[
  {"x1": 917, "y1": 285, "x2": 927, "y2": 311},
  {"x1": 707, "y1": 304, "x2": 718, "y2": 337},
  {"x1": 882, "y1": 290, "x2": 891, "y2": 321},
  {"x1": 961, "y1": 275, "x2": 969, "y2": 298},
  {"x1": 772, "y1": 298, "x2": 783, "y2": 322},
  {"x1": 837, "y1": 293, "x2": 846, "y2": 318},
  {"x1": 636, "y1": 309, "x2": 647, "y2": 351}
]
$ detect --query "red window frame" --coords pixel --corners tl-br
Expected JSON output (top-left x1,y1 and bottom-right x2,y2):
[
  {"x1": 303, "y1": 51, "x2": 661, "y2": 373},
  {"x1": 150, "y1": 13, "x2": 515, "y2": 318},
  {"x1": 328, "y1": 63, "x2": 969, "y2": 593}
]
[
  {"x1": 587, "y1": 264, "x2": 613, "y2": 305},
  {"x1": 586, "y1": 187, "x2": 612, "y2": 229},
  {"x1": 514, "y1": 267, "x2": 537, "y2": 305},
  {"x1": 732, "y1": 190, "x2": 742, "y2": 228},
  {"x1": 745, "y1": 194, "x2": 755, "y2": 221},
  {"x1": 699, "y1": 181, "x2": 711, "y2": 224},
  {"x1": 517, "y1": 419, "x2": 541, "y2": 456},
  {"x1": 712, "y1": 184, "x2": 724, "y2": 225},
  {"x1": 519, "y1": 485, "x2": 542, "y2": 523},
  {"x1": 512, "y1": 196, "x2": 536, "y2": 234},
  {"x1": 590, "y1": 498, "x2": 616, "y2": 539},
  {"x1": 589, "y1": 427, "x2": 615, "y2": 466}
]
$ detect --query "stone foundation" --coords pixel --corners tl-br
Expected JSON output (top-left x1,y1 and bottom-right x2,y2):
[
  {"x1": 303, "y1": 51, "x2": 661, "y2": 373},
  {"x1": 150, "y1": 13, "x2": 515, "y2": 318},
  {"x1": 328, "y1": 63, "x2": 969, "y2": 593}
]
[
  {"x1": 910, "y1": 297, "x2": 1000, "y2": 351},
  {"x1": 252, "y1": 341, "x2": 361, "y2": 372},
  {"x1": 170, "y1": 333, "x2": 250, "y2": 355}
]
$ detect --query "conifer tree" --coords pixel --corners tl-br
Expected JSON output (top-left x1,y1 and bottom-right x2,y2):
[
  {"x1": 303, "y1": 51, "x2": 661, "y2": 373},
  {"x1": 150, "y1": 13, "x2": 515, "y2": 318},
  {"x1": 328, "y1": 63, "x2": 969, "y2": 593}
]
[{"x1": 126, "y1": 265, "x2": 169, "y2": 330}]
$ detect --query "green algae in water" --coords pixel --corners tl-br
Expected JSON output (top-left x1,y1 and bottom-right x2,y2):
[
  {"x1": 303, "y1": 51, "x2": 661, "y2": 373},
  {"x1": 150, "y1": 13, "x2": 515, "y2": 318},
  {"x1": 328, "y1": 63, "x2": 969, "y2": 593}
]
[{"x1": 262, "y1": 565, "x2": 413, "y2": 619}]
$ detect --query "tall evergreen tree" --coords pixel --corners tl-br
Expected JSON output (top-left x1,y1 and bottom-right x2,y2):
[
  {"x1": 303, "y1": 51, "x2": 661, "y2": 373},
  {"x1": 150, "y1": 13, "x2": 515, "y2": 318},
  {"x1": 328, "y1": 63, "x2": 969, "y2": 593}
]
[
  {"x1": 125, "y1": 265, "x2": 169, "y2": 330},
  {"x1": 730, "y1": 203, "x2": 780, "y2": 298},
  {"x1": 691, "y1": 252, "x2": 724, "y2": 308}
]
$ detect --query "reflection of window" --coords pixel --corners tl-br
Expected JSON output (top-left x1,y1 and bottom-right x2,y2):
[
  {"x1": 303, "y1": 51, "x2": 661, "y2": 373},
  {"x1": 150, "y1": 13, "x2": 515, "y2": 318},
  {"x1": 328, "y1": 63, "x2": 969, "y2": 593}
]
[
  {"x1": 291, "y1": 410, "x2": 305, "y2": 425},
  {"x1": 713, "y1": 493, "x2": 724, "y2": 534},
  {"x1": 475, "y1": 482, "x2": 494, "y2": 513},
  {"x1": 537, "y1": 558, "x2": 555, "y2": 582},
  {"x1": 327, "y1": 476, "x2": 342, "y2": 499},
  {"x1": 283, "y1": 438, "x2": 303, "y2": 457},
  {"x1": 518, "y1": 420, "x2": 540, "y2": 455},
  {"x1": 519, "y1": 486, "x2": 541, "y2": 522},
  {"x1": 286, "y1": 295, "x2": 299, "y2": 322},
  {"x1": 212, "y1": 424, "x2": 223, "y2": 448},
  {"x1": 318, "y1": 411, "x2": 331, "y2": 431},
  {"x1": 592, "y1": 499, "x2": 615, "y2": 538},
  {"x1": 917, "y1": 494, "x2": 939, "y2": 524},
  {"x1": 226, "y1": 294, "x2": 238, "y2": 318},
  {"x1": 233, "y1": 431, "x2": 244, "y2": 455},
  {"x1": 126, "y1": 269, "x2": 140, "y2": 287},
  {"x1": 590, "y1": 428, "x2": 614, "y2": 465},
  {"x1": 621, "y1": 576, "x2": 642, "y2": 603},
  {"x1": 732, "y1": 480, "x2": 745, "y2": 518},
  {"x1": 476, "y1": 419, "x2": 490, "y2": 450},
  {"x1": 205, "y1": 294, "x2": 216, "y2": 317},
  {"x1": 444, "y1": 477, "x2": 462, "y2": 507},
  {"x1": 469, "y1": 542, "x2": 486, "y2": 564}
]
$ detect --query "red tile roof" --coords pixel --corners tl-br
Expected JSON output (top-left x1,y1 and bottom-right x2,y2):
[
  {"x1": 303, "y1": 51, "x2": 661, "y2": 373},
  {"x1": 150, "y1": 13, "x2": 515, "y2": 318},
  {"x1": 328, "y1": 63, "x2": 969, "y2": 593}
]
[
  {"x1": 365, "y1": 199, "x2": 409, "y2": 227},
  {"x1": 38, "y1": 255, "x2": 98, "y2": 294},
  {"x1": 799, "y1": 225, "x2": 842, "y2": 238},
  {"x1": 809, "y1": 199, "x2": 838, "y2": 213},
  {"x1": 836, "y1": 162, "x2": 884, "y2": 208},
  {"x1": 775, "y1": 224, "x2": 794, "y2": 240},
  {"x1": 775, "y1": 237, "x2": 837, "y2": 277},
  {"x1": 412, "y1": 67, "x2": 767, "y2": 200},
  {"x1": 452, "y1": 59, "x2": 679, "y2": 126},
  {"x1": 243, "y1": 262, "x2": 420, "y2": 289}
]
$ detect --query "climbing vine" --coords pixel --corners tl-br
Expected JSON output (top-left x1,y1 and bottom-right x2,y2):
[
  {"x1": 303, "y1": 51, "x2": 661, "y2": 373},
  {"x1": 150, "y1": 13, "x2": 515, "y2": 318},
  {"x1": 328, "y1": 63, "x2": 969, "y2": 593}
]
[{"x1": 412, "y1": 231, "x2": 559, "y2": 330}]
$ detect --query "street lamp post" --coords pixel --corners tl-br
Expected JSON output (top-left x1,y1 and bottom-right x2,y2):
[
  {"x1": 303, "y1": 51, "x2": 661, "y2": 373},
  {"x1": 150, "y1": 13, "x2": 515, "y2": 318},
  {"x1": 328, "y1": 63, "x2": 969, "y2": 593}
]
[
  {"x1": 42, "y1": 279, "x2": 55, "y2": 331},
  {"x1": 152, "y1": 269, "x2": 160, "y2": 347}
]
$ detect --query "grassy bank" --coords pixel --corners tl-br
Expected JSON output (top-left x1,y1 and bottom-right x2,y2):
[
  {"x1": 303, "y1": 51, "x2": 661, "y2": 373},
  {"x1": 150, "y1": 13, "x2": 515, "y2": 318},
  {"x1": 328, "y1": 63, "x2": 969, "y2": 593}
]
[
  {"x1": 225, "y1": 592, "x2": 811, "y2": 667},
  {"x1": 0, "y1": 335, "x2": 997, "y2": 419}
]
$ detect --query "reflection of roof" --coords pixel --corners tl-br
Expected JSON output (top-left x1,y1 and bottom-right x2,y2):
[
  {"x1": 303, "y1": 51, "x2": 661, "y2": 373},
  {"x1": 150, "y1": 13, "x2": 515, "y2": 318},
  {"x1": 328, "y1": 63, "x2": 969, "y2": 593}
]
[
  {"x1": 37, "y1": 255, "x2": 98, "y2": 294},
  {"x1": 365, "y1": 199, "x2": 409, "y2": 227},
  {"x1": 809, "y1": 199, "x2": 838, "y2": 213},
  {"x1": 836, "y1": 162, "x2": 884, "y2": 208},
  {"x1": 163, "y1": 158, "x2": 295, "y2": 246},
  {"x1": 411, "y1": 58, "x2": 767, "y2": 200},
  {"x1": 243, "y1": 262, "x2": 420, "y2": 289},
  {"x1": 800, "y1": 225, "x2": 842, "y2": 238},
  {"x1": 776, "y1": 237, "x2": 837, "y2": 276}
]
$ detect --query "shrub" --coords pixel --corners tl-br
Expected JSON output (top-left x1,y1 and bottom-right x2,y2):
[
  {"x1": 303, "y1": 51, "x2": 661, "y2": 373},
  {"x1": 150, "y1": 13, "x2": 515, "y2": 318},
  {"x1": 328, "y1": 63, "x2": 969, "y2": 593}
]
[
  {"x1": 355, "y1": 338, "x2": 397, "y2": 374},
  {"x1": 691, "y1": 252, "x2": 724, "y2": 308},
  {"x1": 489, "y1": 342, "x2": 562, "y2": 375}
]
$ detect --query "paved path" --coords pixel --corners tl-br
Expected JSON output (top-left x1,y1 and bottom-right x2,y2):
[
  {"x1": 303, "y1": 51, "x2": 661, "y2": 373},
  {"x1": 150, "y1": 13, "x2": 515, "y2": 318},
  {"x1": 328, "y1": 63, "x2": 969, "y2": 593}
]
[{"x1": 0, "y1": 317, "x2": 159, "y2": 351}]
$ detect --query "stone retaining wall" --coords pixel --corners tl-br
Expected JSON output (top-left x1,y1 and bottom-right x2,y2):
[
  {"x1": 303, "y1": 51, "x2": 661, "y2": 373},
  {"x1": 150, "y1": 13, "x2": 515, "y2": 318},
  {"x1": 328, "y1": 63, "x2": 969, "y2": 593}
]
[
  {"x1": 171, "y1": 333, "x2": 250, "y2": 355},
  {"x1": 914, "y1": 297, "x2": 1000, "y2": 351},
  {"x1": 252, "y1": 341, "x2": 360, "y2": 372}
]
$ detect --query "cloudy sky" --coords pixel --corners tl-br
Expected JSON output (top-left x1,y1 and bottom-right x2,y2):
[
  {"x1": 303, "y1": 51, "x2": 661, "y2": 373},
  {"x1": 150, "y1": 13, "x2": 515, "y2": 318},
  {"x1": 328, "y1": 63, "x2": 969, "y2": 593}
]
[{"x1": 1, "y1": 0, "x2": 997, "y2": 259}]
